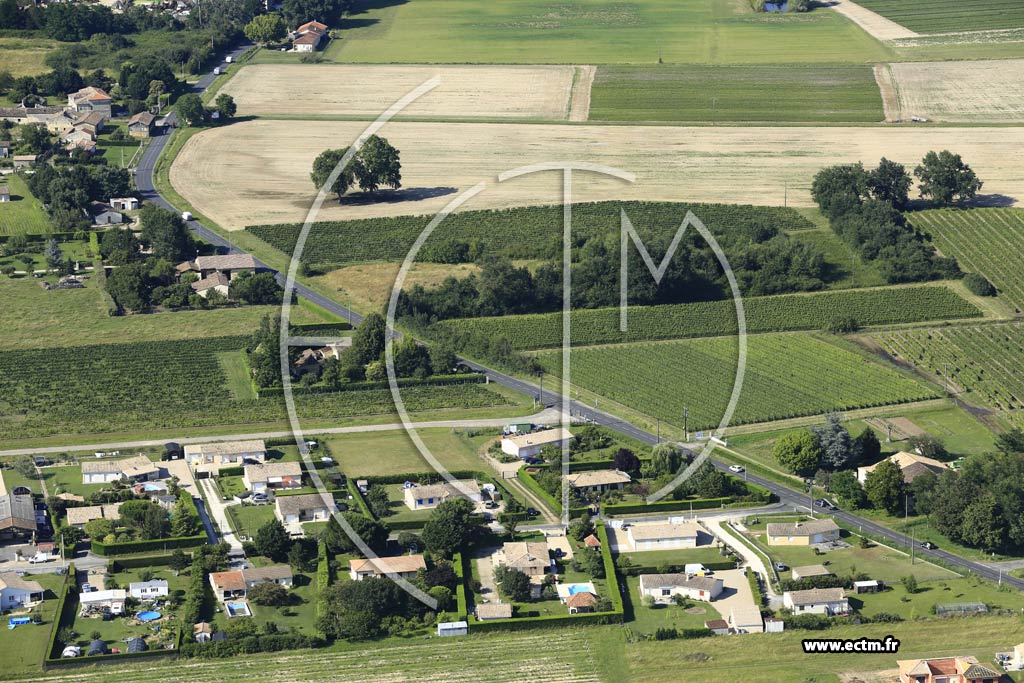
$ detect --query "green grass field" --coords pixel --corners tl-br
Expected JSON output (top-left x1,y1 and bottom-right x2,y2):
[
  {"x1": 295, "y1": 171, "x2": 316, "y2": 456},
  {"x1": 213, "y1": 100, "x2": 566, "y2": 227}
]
[
  {"x1": 535, "y1": 333, "x2": 940, "y2": 430},
  {"x1": 325, "y1": 428, "x2": 493, "y2": 477},
  {"x1": 589, "y1": 65, "x2": 883, "y2": 123},
  {"x1": 0, "y1": 174, "x2": 52, "y2": 235},
  {"x1": 2, "y1": 573, "x2": 65, "y2": 679},
  {"x1": 855, "y1": 0, "x2": 1024, "y2": 33},
  {"x1": 877, "y1": 322, "x2": 1024, "y2": 429},
  {"x1": 787, "y1": 228, "x2": 887, "y2": 289},
  {"x1": 912, "y1": 208, "x2": 1024, "y2": 312},
  {"x1": 95, "y1": 122, "x2": 147, "y2": 168},
  {"x1": 327, "y1": 0, "x2": 892, "y2": 64},
  {"x1": 438, "y1": 285, "x2": 980, "y2": 350},
  {"x1": 0, "y1": 37, "x2": 58, "y2": 78}
]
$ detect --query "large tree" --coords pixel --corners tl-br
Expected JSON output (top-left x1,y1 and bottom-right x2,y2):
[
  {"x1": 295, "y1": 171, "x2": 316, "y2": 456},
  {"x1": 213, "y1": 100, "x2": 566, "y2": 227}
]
[
  {"x1": 811, "y1": 413, "x2": 853, "y2": 470},
  {"x1": 863, "y1": 458, "x2": 905, "y2": 514},
  {"x1": 243, "y1": 13, "x2": 286, "y2": 44},
  {"x1": 214, "y1": 93, "x2": 237, "y2": 121},
  {"x1": 350, "y1": 312, "x2": 386, "y2": 366},
  {"x1": 254, "y1": 519, "x2": 291, "y2": 561},
  {"x1": 140, "y1": 205, "x2": 194, "y2": 262},
  {"x1": 421, "y1": 497, "x2": 477, "y2": 557},
  {"x1": 647, "y1": 443, "x2": 685, "y2": 478},
  {"x1": 105, "y1": 261, "x2": 151, "y2": 312},
  {"x1": 829, "y1": 470, "x2": 866, "y2": 509},
  {"x1": 494, "y1": 564, "x2": 531, "y2": 602},
  {"x1": 353, "y1": 135, "x2": 401, "y2": 193},
  {"x1": 850, "y1": 428, "x2": 881, "y2": 467},
  {"x1": 914, "y1": 150, "x2": 983, "y2": 205},
  {"x1": 867, "y1": 157, "x2": 912, "y2": 210},
  {"x1": 310, "y1": 147, "x2": 356, "y2": 201},
  {"x1": 772, "y1": 431, "x2": 822, "y2": 477},
  {"x1": 176, "y1": 93, "x2": 205, "y2": 126}
]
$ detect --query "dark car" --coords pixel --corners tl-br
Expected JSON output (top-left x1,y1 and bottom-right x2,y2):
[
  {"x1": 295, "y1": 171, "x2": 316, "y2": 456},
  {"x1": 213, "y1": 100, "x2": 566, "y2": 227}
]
[
  {"x1": 814, "y1": 498, "x2": 838, "y2": 511},
  {"x1": 526, "y1": 507, "x2": 539, "y2": 517}
]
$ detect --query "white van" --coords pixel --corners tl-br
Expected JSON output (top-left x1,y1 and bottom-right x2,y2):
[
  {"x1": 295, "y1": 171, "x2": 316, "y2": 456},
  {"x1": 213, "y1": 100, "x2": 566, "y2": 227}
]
[
  {"x1": 181, "y1": 211, "x2": 193, "y2": 221},
  {"x1": 684, "y1": 563, "x2": 710, "y2": 576}
]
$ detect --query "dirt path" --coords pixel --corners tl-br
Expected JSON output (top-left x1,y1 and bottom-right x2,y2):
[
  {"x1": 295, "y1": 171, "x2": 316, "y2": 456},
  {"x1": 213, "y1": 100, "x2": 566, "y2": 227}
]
[
  {"x1": 567, "y1": 65, "x2": 595, "y2": 122},
  {"x1": 873, "y1": 63, "x2": 901, "y2": 122},
  {"x1": 501, "y1": 476, "x2": 560, "y2": 525},
  {"x1": 824, "y1": 0, "x2": 918, "y2": 41},
  {"x1": 199, "y1": 478, "x2": 243, "y2": 553}
]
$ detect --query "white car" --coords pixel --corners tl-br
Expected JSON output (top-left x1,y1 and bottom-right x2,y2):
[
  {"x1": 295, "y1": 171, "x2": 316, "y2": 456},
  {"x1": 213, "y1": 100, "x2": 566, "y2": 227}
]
[{"x1": 728, "y1": 465, "x2": 745, "y2": 473}]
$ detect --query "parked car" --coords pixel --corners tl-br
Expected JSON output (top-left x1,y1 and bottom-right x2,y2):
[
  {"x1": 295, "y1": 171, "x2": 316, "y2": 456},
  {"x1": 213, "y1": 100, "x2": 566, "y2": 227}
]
[
  {"x1": 526, "y1": 507, "x2": 539, "y2": 517},
  {"x1": 775, "y1": 562, "x2": 787, "y2": 571},
  {"x1": 484, "y1": 501, "x2": 498, "y2": 509},
  {"x1": 81, "y1": 583, "x2": 94, "y2": 593},
  {"x1": 28, "y1": 553, "x2": 52, "y2": 564},
  {"x1": 921, "y1": 541, "x2": 937, "y2": 550},
  {"x1": 251, "y1": 493, "x2": 270, "y2": 505},
  {"x1": 728, "y1": 465, "x2": 745, "y2": 473}
]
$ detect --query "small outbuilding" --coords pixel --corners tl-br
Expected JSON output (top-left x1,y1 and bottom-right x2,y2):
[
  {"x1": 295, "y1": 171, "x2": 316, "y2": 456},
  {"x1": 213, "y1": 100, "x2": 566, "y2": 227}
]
[
  {"x1": 126, "y1": 637, "x2": 147, "y2": 653},
  {"x1": 437, "y1": 620, "x2": 468, "y2": 637}
]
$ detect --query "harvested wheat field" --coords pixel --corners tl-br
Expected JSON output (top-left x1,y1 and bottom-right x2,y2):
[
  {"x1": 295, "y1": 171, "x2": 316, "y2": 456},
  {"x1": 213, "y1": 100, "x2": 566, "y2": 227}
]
[
  {"x1": 171, "y1": 120, "x2": 1024, "y2": 230},
  {"x1": 218, "y1": 64, "x2": 575, "y2": 119},
  {"x1": 888, "y1": 59, "x2": 1024, "y2": 122}
]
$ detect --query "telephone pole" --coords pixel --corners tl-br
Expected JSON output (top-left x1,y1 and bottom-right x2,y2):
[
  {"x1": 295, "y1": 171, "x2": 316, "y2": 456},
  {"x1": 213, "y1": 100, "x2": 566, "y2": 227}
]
[{"x1": 683, "y1": 407, "x2": 689, "y2": 440}]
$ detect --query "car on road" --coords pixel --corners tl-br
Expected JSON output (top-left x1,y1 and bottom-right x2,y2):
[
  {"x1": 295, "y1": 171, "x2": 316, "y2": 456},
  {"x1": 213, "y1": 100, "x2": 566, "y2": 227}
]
[
  {"x1": 921, "y1": 541, "x2": 937, "y2": 550},
  {"x1": 814, "y1": 498, "x2": 838, "y2": 511},
  {"x1": 728, "y1": 465, "x2": 745, "y2": 473},
  {"x1": 28, "y1": 553, "x2": 52, "y2": 564}
]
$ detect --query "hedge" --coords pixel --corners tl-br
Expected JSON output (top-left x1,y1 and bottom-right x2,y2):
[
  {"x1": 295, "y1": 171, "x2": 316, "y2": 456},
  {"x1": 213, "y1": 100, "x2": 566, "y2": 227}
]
[
  {"x1": 43, "y1": 563, "x2": 75, "y2": 667},
  {"x1": 111, "y1": 552, "x2": 185, "y2": 571},
  {"x1": 453, "y1": 552, "x2": 468, "y2": 620},
  {"x1": 91, "y1": 491, "x2": 206, "y2": 556},
  {"x1": 345, "y1": 477, "x2": 372, "y2": 517},
  {"x1": 180, "y1": 633, "x2": 324, "y2": 658},
  {"x1": 93, "y1": 259, "x2": 118, "y2": 317},
  {"x1": 316, "y1": 540, "x2": 330, "y2": 634},
  {"x1": 258, "y1": 373, "x2": 484, "y2": 397},
  {"x1": 289, "y1": 322, "x2": 352, "y2": 334},
  {"x1": 596, "y1": 521, "x2": 624, "y2": 618},
  {"x1": 516, "y1": 468, "x2": 588, "y2": 519},
  {"x1": 469, "y1": 610, "x2": 623, "y2": 632},
  {"x1": 217, "y1": 466, "x2": 244, "y2": 477},
  {"x1": 603, "y1": 482, "x2": 774, "y2": 516},
  {"x1": 623, "y1": 559, "x2": 737, "y2": 575}
]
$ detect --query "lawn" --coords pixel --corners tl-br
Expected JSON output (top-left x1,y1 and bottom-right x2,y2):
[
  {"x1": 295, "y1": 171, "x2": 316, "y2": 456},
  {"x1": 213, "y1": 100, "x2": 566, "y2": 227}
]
[
  {"x1": 622, "y1": 575, "x2": 722, "y2": 634},
  {"x1": 327, "y1": 0, "x2": 892, "y2": 64},
  {"x1": 379, "y1": 484, "x2": 433, "y2": 526},
  {"x1": 216, "y1": 351, "x2": 256, "y2": 400},
  {"x1": 0, "y1": 572, "x2": 66, "y2": 678},
  {"x1": 226, "y1": 503, "x2": 277, "y2": 540},
  {"x1": 786, "y1": 228, "x2": 886, "y2": 290},
  {"x1": 325, "y1": 428, "x2": 493, "y2": 477},
  {"x1": 0, "y1": 174, "x2": 52, "y2": 235},
  {"x1": 210, "y1": 571, "x2": 320, "y2": 636},
  {"x1": 535, "y1": 333, "x2": 940, "y2": 432},
  {"x1": 850, "y1": 573, "x2": 1024, "y2": 619},
  {"x1": 589, "y1": 65, "x2": 883, "y2": 123},
  {"x1": 616, "y1": 546, "x2": 733, "y2": 571},
  {"x1": 95, "y1": 123, "x2": 147, "y2": 169}
]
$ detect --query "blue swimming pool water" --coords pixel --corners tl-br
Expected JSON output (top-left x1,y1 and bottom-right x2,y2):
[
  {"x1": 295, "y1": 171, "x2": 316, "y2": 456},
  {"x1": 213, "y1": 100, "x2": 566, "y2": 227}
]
[{"x1": 137, "y1": 611, "x2": 161, "y2": 622}]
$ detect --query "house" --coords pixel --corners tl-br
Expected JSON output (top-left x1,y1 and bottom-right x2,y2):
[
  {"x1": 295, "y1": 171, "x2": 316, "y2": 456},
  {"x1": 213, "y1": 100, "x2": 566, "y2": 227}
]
[
  {"x1": 79, "y1": 589, "x2": 127, "y2": 615},
  {"x1": 349, "y1": 554, "x2": 426, "y2": 581},
  {"x1": 86, "y1": 202, "x2": 124, "y2": 226},
  {"x1": 177, "y1": 254, "x2": 258, "y2": 281},
  {"x1": 1011, "y1": 643, "x2": 1024, "y2": 669},
  {"x1": 185, "y1": 440, "x2": 266, "y2": 468},
  {"x1": 565, "y1": 469, "x2": 631, "y2": 494},
  {"x1": 0, "y1": 105, "x2": 67, "y2": 129},
  {"x1": 274, "y1": 493, "x2": 333, "y2": 525},
  {"x1": 500, "y1": 427, "x2": 574, "y2": 459},
  {"x1": 68, "y1": 86, "x2": 113, "y2": 118},
  {"x1": 292, "y1": 31, "x2": 323, "y2": 52},
  {"x1": 66, "y1": 503, "x2": 122, "y2": 530},
  {"x1": 193, "y1": 622, "x2": 213, "y2": 643},
  {"x1": 129, "y1": 579, "x2": 169, "y2": 600},
  {"x1": 627, "y1": 521, "x2": 700, "y2": 551},
  {"x1": 190, "y1": 272, "x2": 231, "y2": 299},
  {"x1": 0, "y1": 187, "x2": 9, "y2": 203},
  {"x1": 81, "y1": 455, "x2": 158, "y2": 484},
  {"x1": 403, "y1": 479, "x2": 481, "y2": 510},
  {"x1": 65, "y1": 137, "x2": 97, "y2": 155},
  {"x1": 766, "y1": 518, "x2": 841, "y2": 546},
  {"x1": 73, "y1": 111, "x2": 107, "y2": 138},
  {"x1": 494, "y1": 541, "x2": 550, "y2": 577},
  {"x1": 0, "y1": 494, "x2": 37, "y2": 540},
  {"x1": 0, "y1": 141, "x2": 10, "y2": 158},
  {"x1": 566, "y1": 591, "x2": 598, "y2": 614},
  {"x1": 110, "y1": 197, "x2": 140, "y2": 212},
  {"x1": 209, "y1": 571, "x2": 247, "y2": 600},
  {"x1": 791, "y1": 564, "x2": 833, "y2": 580},
  {"x1": 128, "y1": 111, "x2": 156, "y2": 138},
  {"x1": 437, "y1": 621, "x2": 467, "y2": 637},
  {"x1": 897, "y1": 656, "x2": 1002, "y2": 683},
  {"x1": 12, "y1": 155, "x2": 37, "y2": 169},
  {"x1": 853, "y1": 580, "x2": 882, "y2": 594},
  {"x1": 783, "y1": 588, "x2": 849, "y2": 615},
  {"x1": 208, "y1": 565, "x2": 292, "y2": 600},
  {"x1": 475, "y1": 602, "x2": 512, "y2": 620},
  {"x1": 857, "y1": 451, "x2": 951, "y2": 485},
  {"x1": 638, "y1": 573, "x2": 724, "y2": 604},
  {"x1": 243, "y1": 461, "x2": 303, "y2": 493},
  {"x1": 296, "y1": 19, "x2": 329, "y2": 34},
  {"x1": 0, "y1": 573, "x2": 44, "y2": 609},
  {"x1": 47, "y1": 111, "x2": 77, "y2": 135},
  {"x1": 294, "y1": 341, "x2": 351, "y2": 374},
  {"x1": 728, "y1": 604, "x2": 764, "y2": 634},
  {"x1": 62, "y1": 128, "x2": 94, "y2": 147}
]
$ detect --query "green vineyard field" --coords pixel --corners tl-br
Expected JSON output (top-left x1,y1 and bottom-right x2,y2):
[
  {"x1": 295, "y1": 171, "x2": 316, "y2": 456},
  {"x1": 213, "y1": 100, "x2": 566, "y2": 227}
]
[
  {"x1": 534, "y1": 333, "x2": 939, "y2": 430},
  {"x1": 0, "y1": 337, "x2": 512, "y2": 439},
  {"x1": 855, "y1": 0, "x2": 1024, "y2": 33},
  {"x1": 912, "y1": 208, "x2": 1024, "y2": 312},
  {"x1": 246, "y1": 201, "x2": 815, "y2": 267},
  {"x1": 437, "y1": 285, "x2": 980, "y2": 350},
  {"x1": 876, "y1": 323, "x2": 1024, "y2": 428}
]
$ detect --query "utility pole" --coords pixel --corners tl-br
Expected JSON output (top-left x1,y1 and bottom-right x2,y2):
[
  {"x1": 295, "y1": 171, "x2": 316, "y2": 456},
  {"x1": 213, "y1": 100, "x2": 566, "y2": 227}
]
[
  {"x1": 683, "y1": 406, "x2": 689, "y2": 440},
  {"x1": 657, "y1": 418, "x2": 661, "y2": 444}
]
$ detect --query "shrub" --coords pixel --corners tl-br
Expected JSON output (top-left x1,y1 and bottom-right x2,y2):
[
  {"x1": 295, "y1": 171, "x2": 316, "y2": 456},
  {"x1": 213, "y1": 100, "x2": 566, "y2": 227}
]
[{"x1": 963, "y1": 273, "x2": 996, "y2": 297}]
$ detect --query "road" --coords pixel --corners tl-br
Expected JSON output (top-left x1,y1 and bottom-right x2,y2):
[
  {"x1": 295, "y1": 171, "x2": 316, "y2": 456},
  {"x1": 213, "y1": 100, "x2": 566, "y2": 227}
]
[{"x1": 138, "y1": 45, "x2": 1024, "y2": 593}]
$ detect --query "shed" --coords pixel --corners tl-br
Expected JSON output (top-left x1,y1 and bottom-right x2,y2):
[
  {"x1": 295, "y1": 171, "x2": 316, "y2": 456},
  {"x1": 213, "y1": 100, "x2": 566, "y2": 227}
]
[
  {"x1": 704, "y1": 619, "x2": 729, "y2": 635},
  {"x1": 437, "y1": 620, "x2": 468, "y2": 637},
  {"x1": 87, "y1": 639, "x2": 106, "y2": 656},
  {"x1": 126, "y1": 637, "x2": 147, "y2": 653},
  {"x1": 764, "y1": 617, "x2": 785, "y2": 633},
  {"x1": 852, "y1": 580, "x2": 881, "y2": 594}
]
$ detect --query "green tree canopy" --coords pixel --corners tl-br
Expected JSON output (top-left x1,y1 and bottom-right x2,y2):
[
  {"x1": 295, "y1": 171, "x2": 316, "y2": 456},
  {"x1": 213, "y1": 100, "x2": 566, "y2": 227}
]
[
  {"x1": 914, "y1": 150, "x2": 983, "y2": 205},
  {"x1": 772, "y1": 430, "x2": 822, "y2": 477},
  {"x1": 863, "y1": 458, "x2": 905, "y2": 514},
  {"x1": 421, "y1": 497, "x2": 477, "y2": 557},
  {"x1": 243, "y1": 13, "x2": 286, "y2": 44},
  {"x1": 176, "y1": 93, "x2": 205, "y2": 125},
  {"x1": 254, "y1": 519, "x2": 292, "y2": 561}
]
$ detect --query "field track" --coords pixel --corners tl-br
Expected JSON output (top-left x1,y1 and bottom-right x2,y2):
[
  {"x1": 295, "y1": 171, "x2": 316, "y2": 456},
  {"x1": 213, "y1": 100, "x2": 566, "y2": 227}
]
[
  {"x1": 825, "y1": 0, "x2": 918, "y2": 41},
  {"x1": 172, "y1": 121, "x2": 1024, "y2": 231}
]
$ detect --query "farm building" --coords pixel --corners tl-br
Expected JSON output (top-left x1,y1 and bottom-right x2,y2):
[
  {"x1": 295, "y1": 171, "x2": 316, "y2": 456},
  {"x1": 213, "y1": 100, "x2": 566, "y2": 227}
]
[
  {"x1": 637, "y1": 573, "x2": 724, "y2": 604},
  {"x1": 129, "y1": 580, "x2": 168, "y2": 600},
  {"x1": 274, "y1": 493, "x2": 333, "y2": 525},
  {"x1": 897, "y1": 656, "x2": 1002, "y2": 683},
  {"x1": 626, "y1": 521, "x2": 700, "y2": 551},
  {"x1": 565, "y1": 469, "x2": 631, "y2": 494},
  {"x1": 766, "y1": 518, "x2": 840, "y2": 546},
  {"x1": 475, "y1": 602, "x2": 513, "y2": 620},
  {"x1": 500, "y1": 427, "x2": 574, "y2": 459},
  {"x1": 403, "y1": 479, "x2": 481, "y2": 510},
  {"x1": 243, "y1": 461, "x2": 303, "y2": 493},
  {"x1": 791, "y1": 565, "x2": 833, "y2": 580},
  {"x1": 782, "y1": 588, "x2": 848, "y2": 615},
  {"x1": 705, "y1": 619, "x2": 729, "y2": 635},
  {"x1": 128, "y1": 111, "x2": 157, "y2": 138},
  {"x1": 86, "y1": 202, "x2": 124, "y2": 226},
  {"x1": 110, "y1": 197, "x2": 140, "y2": 211},
  {"x1": 0, "y1": 494, "x2": 37, "y2": 540},
  {"x1": 349, "y1": 555, "x2": 426, "y2": 581},
  {"x1": 437, "y1": 621, "x2": 467, "y2": 637},
  {"x1": 185, "y1": 439, "x2": 266, "y2": 468},
  {"x1": 0, "y1": 572, "x2": 44, "y2": 609},
  {"x1": 857, "y1": 451, "x2": 951, "y2": 484}
]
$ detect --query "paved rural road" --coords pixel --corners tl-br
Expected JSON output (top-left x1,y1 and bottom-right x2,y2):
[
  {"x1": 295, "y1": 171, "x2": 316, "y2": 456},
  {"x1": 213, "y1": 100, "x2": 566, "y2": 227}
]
[{"x1": 136, "y1": 47, "x2": 1024, "y2": 593}]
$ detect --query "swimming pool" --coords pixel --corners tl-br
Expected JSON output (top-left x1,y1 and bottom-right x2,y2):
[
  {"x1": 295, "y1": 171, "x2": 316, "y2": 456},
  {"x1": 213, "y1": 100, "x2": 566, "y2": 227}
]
[
  {"x1": 226, "y1": 602, "x2": 252, "y2": 618},
  {"x1": 137, "y1": 611, "x2": 161, "y2": 622}
]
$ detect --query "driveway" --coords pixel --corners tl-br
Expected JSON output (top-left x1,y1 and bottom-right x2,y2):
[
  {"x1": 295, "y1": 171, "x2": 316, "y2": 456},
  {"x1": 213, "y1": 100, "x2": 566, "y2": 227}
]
[
  {"x1": 471, "y1": 547, "x2": 501, "y2": 600},
  {"x1": 704, "y1": 517, "x2": 780, "y2": 603},
  {"x1": 711, "y1": 568, "x2": 761, "y2": 624},
  {"x1": 198, "y1": 478, "x2": 243, "y2": 555}
]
